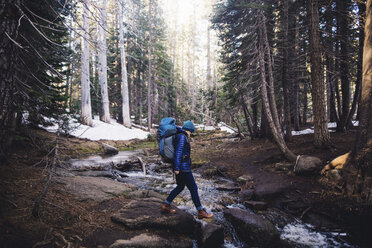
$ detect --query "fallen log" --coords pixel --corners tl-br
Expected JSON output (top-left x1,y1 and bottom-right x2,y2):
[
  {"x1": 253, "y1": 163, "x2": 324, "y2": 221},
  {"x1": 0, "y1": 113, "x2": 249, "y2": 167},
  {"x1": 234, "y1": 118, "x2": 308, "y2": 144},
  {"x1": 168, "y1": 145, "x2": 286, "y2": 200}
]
[{"x1": 131, "y1": 123, "x2": 149, "y2": 131}]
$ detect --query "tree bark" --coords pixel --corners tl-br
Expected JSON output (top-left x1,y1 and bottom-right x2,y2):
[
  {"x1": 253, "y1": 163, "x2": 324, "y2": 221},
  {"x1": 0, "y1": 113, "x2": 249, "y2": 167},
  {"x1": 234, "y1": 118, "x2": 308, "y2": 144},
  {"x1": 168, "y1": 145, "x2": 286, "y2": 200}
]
[
  {"x1": 259, "y1": 12, "x2": 297, "y2": 162},
  {"x1": 117, "y1": 0, "x2": 131, "y2": 128},
  {"x1": 347, "y1": 2, "x2": 365, "y2": 128},
  {"x1": 302, "y1": 81, "x2": 308, "y2": 125},
  {"x1": 81, "y1": 0, "x2": 93, "y2": 126},
  {"x1": 147, "y1": 0, "x2": 153, "y2": 131},
  {"x1": 291, "y1": 12, "x2": 300, "y2": 131},
  {"x1": 98, "y1": 0, "x2": 110, "y2": 123},
  {"x1": 345, "y1": 0, "x2": 372, "y2": 197},
  {"x1": 308, "y1": 0, "x2": 331, "y2": 148},
  {"x1": 281, "y1": 0, "x2": 292, "y2": 141},
  {"x1": 262, "y1": 16, "x2": 282, "y2": 135},
  {"x1": 336, "y1": 0, "x2": 351, "y2": 131}
]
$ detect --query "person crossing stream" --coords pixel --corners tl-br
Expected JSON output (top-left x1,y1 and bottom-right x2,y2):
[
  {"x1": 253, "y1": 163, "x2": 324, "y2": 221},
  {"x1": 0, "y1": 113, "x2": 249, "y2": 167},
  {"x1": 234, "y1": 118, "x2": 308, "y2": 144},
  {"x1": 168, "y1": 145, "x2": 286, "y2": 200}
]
[{"x1": 158, "y1": 119, "x2": 214, "y2": 219}]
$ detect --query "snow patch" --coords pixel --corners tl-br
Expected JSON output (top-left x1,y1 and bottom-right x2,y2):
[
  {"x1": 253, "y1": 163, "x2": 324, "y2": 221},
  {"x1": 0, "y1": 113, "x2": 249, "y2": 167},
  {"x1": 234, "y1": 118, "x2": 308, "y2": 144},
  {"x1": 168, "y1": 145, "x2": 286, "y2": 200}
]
[
  {"x1": 195, "y1": 123, "x2": 236, "y2": 134},
  {"x1": 40, "y1": 116, "x2": 149, "y2": 141}
]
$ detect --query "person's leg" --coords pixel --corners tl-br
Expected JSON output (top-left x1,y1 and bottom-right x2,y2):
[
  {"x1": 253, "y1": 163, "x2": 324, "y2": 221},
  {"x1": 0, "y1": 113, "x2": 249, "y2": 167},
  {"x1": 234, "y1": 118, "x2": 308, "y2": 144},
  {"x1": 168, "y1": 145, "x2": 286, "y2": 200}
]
[
  {"x1": 184, "y1": 172, "x2": 203, "y2": 211},
  {"x1": 165, "y1": 173, "x2": 186, "y2": 205}
]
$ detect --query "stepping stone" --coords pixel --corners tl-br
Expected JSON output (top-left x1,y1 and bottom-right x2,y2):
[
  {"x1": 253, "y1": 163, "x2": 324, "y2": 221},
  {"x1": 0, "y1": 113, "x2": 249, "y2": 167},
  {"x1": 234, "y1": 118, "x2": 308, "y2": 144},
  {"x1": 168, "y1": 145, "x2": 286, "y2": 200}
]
[{"x1": 111, "y1": 198, "x2": 195, "y2": 235}]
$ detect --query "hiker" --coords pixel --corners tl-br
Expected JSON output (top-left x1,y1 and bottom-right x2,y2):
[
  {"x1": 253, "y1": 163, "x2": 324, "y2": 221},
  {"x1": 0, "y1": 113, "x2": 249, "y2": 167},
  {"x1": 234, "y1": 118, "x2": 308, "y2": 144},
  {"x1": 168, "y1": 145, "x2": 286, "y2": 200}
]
[{"x1": 161, "y1": 120, "x2": 214, "y2": 219}]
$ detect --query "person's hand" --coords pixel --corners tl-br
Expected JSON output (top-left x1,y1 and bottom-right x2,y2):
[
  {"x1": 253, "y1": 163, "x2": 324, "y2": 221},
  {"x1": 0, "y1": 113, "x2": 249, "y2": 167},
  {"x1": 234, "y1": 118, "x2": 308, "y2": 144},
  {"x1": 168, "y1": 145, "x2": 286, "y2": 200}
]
[{"x1": 174, "y1": 170, "x2": 180, "y2": 175}]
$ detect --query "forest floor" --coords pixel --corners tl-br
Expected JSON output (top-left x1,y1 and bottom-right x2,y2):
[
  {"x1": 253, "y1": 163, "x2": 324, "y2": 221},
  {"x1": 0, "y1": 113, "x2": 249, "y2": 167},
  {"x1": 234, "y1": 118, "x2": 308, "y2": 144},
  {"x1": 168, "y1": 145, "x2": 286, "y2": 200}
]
[{"x1": 0, "y1": 126, "x2": 371, "y2": 247}]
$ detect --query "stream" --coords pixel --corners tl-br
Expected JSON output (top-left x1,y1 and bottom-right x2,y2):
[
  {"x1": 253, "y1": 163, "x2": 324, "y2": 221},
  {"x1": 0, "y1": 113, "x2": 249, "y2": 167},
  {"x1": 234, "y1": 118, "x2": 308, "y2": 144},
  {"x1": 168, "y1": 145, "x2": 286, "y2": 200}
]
[{"x1": 69, "y1": 151, "x2": 355, "y2": 248}]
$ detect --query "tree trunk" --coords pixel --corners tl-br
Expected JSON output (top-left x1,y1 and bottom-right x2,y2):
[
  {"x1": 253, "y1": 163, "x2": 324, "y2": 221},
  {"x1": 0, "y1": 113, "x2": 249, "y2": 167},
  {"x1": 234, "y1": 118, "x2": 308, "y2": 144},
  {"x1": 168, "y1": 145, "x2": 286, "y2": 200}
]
[
  {"x1": 147, "y1": 0, "x2": 153, "y2": 131},
  {"x1": 291, "y1": 13, "x2": 300, "y2": 131},
  {"x1": 324, "y1": 7, "x2": 333, "y2": 122},
  {"x1": 154, "y1": 82, "x2": 159, "y2": 122},
  {"x1": 345, "y1": 0, "x2": 372, "y2": 197},
  {"x1": 117, "y1": 0, "x2": 131, "y2": 128},
  {"x1": 98, "y1": 0, "x2": 110, "y2": 123},
  {"x1": 308, "y1": 0, "x2": 331, "y2": 148},
  {"x1": 281, "y1": 0, "x2": 292, "y2": 141},
  {"x1": 206, "y1": 27, "x2": 213, "y2": 126},
  {"x1": 347, "y1": 2, "x2": 365, "y2": 128},
  {"x1": 302, "y1": 81, "x2": 308, "y2": 125},
  {"x1": 329, "y1": 54, "x2": 339, "y2": 122},
  {"x1": 252, "y1": 89, "x2": 259, "y2": 138},
  {"x1": 336, "y1": 0, "x2": 351, "y2": 132},
  {"x1": 241, "y1": 96, "x2": 254, "y2": 138},
  {"x1": 262, "y1": 16, "x2": 282, "y2": 135},
  {"x1": 139, "y1": 72, "x2": 143, "y2": 127},
  {"x1": 81, "y1": 0, "x2": 93, "y2": 126},
  {"x1": 259, "y1": 12, "x2": 297, "y2": 162}
]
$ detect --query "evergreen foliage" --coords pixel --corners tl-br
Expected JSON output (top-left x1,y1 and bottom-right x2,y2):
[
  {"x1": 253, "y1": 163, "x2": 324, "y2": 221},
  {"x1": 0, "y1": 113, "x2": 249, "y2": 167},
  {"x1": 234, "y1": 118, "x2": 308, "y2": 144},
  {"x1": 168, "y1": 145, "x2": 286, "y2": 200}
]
[{"x1": 0, "y1": 0, "x2": 70, "y2": 154}]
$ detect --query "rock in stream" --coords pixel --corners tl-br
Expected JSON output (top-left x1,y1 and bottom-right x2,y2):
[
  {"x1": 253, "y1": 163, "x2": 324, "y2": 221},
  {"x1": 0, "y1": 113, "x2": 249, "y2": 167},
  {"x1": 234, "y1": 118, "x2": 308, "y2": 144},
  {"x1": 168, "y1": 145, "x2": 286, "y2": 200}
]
[
  {"x1": 224, "y1": 208, "x2": 282, "y2": 247},
  {"x1": 111, "y1": 197, "x2": 195, "y2": 235}
]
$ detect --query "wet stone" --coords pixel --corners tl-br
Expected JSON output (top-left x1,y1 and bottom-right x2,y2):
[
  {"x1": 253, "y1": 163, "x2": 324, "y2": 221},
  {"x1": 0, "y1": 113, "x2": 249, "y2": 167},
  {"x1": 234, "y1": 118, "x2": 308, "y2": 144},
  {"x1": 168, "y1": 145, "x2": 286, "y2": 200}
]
[
  {"x1": 111, "y1": 198, "x2": 195, "y2": 235},
  {"x1": 197, "y1": 221, "x2": 224, "y2": 248},
  {"x1": 224, "y1": 208, "x2": 281, "y2": 247},
  {"x1": 244, "y1": 201, "x2": 268, "y2": 211},
  {"x1": 109, "y1": 233, "x2": 193, "y2": 248}
]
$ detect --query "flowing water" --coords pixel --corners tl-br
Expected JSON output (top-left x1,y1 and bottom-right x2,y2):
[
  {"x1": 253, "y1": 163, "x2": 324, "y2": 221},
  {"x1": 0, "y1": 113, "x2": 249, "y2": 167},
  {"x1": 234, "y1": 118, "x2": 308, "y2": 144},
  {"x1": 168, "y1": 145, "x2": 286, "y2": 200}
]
[{"x1": 69, "y1": 152, "x2": 355, "y2": 248}]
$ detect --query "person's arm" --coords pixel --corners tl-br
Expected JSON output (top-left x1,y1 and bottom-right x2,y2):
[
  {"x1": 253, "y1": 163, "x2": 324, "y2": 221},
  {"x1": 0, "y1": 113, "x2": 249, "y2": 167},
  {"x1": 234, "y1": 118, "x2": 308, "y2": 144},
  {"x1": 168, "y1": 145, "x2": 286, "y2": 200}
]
[{"x1": 174, "y1": 134, "x2": 186, "y2": 172}]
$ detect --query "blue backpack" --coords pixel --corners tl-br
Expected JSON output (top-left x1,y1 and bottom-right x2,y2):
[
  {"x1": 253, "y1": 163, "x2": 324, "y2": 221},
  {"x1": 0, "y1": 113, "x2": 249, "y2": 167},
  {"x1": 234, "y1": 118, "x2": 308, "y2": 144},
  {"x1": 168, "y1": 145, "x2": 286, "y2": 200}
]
[{"x1": 157, "y1": 117, "x2": 178, "y2": 163}]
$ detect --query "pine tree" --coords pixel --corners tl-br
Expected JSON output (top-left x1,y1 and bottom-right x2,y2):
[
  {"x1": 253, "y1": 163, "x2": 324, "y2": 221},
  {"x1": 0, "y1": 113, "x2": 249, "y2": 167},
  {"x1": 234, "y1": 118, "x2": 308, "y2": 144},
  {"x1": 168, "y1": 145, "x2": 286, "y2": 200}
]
[
  {"x1": 0, "y1": 0, "x2": 70, "y2": 157},
  {"x1": 308, "y1": 0, "x2": 331, "y2": 148},
  {"x1": 97, "y1": 0, "x2": 111, "y2": 123},
  {"x1": 81, "y1": 0, "x2": 93, "y2": 126},
  {"x1": 117, "y1": 0, "x2": 131, "y2": 128}
]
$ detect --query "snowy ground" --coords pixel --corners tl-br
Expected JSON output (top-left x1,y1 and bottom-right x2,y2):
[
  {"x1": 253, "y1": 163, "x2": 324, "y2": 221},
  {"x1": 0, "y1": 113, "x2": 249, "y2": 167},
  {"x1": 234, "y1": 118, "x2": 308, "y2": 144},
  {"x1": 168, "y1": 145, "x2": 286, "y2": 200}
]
[
  {"x1": 195, "y1": 123, "x2": 236, "y2": 134},
  {"x1": 291, "y1": 121, "x2": 359, "y2": 136},
  {"x1": 41, "y1": 116, "x2": 149, "y2": 141},
  {"x1": 39, "y1": 114, "x2": 359, "y2": 141}
]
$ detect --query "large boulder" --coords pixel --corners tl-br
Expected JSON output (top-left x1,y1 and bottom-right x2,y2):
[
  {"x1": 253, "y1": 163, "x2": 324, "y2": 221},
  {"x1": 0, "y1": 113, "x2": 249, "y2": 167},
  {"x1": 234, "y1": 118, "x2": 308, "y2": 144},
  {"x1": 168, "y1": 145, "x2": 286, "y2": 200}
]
[
  {"x1": 197, "y1": 221, "x2": 224, "y2": 247},
  {"x1": 110, "y1": 233, "x2": 193, "y2": 248},
  {"x1": 101, "y1": 143, "x2": 119, "y2": 155},
  {"x1": 55, "y1": 176, "x2": 136, "y2": 202},
  {"x1": 294, "y1": 155, "x2": 322, "y2": 175},
  {"x1": 111, "y1": 198, "x2": 195, "y2": 235},
  {"x1": 224, "y1": 208, "x2": 281, "y2": 247}
]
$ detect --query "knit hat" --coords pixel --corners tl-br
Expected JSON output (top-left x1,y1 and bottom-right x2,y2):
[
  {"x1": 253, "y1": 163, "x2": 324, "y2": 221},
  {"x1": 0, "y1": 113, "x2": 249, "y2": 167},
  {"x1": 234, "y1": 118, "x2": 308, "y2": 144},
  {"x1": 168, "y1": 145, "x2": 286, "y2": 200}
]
[{"x1": 182, "y1": 120, "x2": 195, "y2": 133}]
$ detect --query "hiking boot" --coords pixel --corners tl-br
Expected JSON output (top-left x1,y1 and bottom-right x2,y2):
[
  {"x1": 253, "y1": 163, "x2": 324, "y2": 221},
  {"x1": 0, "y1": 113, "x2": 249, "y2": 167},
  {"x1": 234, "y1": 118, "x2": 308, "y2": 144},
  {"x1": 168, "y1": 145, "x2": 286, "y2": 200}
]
[
  {"x1": 198, "y1": 209, "x2": 214, "y2": 219},
  {"x1": 161, "y1": 203, "x2": 176, "y2": 214}
]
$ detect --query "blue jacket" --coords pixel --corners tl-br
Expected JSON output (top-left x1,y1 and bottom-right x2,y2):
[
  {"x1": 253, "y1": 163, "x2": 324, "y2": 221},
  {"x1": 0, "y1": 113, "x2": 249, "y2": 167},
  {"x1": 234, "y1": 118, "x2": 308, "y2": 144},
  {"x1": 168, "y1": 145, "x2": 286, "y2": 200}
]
[{"x1": 174, "y1": 127, "x2": 191, "y2": 172}]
